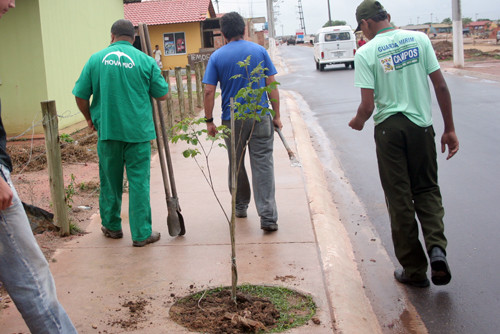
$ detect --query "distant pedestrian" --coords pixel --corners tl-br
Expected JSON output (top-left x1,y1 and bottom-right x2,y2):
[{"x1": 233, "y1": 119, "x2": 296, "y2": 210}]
[
  {"x1": 73, "y1": 19, "x2": 168, "y2": 247},
  {"x1": 349, "y1": 0, "x2": 459, "y2": 287},
  {"x1": 202, "y1": 12, "x2": 281, "y2": 232},
  {"x1": 0, "y1": 1, "x2": 77, "y2": 332},
  {"x1": 357, "y1": 36, "x2": 366, "y2": 47},
  {"x1": 153, "y1": 44, "x2": 162, "y2": 68}
]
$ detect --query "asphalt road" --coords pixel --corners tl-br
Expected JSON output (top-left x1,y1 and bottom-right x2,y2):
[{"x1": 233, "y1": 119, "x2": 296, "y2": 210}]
[{"x1": 278, "y1": 44, "x2": 500, "y2": 334}]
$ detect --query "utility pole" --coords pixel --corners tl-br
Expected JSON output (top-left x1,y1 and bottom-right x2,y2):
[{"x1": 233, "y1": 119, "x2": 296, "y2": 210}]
[
  {"x1": 266, "y1": 0, "x2": 275, "y2": 38},
  {"x1": 452, "y1": 0, "x2": 464, "y2": 67},
  {"x1": 327, "y1": 0, "x2": 332, "y2": 23},
  {"x1": 298, "y1": 0, "x2": 306, "y2": 34},
  {"x1": 214, "y1": 0, "x2": 219, "y2": 13}
]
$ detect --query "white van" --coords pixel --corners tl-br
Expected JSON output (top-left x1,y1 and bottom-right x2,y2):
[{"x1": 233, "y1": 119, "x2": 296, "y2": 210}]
[{"x1": 314, "y1": 26, "x2": 357, "y2": 71}]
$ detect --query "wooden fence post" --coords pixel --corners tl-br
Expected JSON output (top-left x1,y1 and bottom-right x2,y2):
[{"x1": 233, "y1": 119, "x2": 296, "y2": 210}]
[
  {"x1": 195, "y1": 62, "x2": 203, "y2": 108},
  {"x1": 175, "y1": 67, "x2": 185, "y2": 120},
  {"x1": 185, "y1": 64, "x2": 194, "y2": 116},
  {"x1": 41, "y1": 100, "x2": 70, "y2": 236},
  {"x1": 163, "y1": 70, "x2": 174, "y2": 127},
  {"x1": 201, "y1": 62, "x2": 206, "y2": 100}
]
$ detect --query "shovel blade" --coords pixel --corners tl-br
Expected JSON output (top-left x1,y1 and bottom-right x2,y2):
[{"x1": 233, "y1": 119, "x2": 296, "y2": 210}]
[
  {"x1": 177, "y1": 210, "x2": 186, "y2": 236},
  {"x1": 166, "y1": 199, "x2": 182, "y2": 236}
]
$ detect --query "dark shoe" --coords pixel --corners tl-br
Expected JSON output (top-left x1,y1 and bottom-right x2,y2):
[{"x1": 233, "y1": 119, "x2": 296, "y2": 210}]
[
  {"x1": 101, "y1": 226, "x2": 123, "y2": 239},
  {"x1": 430, "y1": 247, "x2": 452, "y2": 285},
  {"x1": 235, "y1": 209, "x2": 247, "y2": 218},
  {"x1": 394, "y1": 268, "x2": 430, "y2": 288},
  {"x1": 133, "y1": 231, "x2": 161, "y2": 247},
  {"x1": 261, "y1": 223, "x2": 278, "y2": 232}
]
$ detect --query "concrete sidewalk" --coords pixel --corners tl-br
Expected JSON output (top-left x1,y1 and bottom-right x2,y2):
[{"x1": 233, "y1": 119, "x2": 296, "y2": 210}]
[
  {"x1": 0, "y1": 93, "x2": 381, "y2": 333},
  {"x1": 3, "y1": 56, "x2": 496, "y2": 334}
]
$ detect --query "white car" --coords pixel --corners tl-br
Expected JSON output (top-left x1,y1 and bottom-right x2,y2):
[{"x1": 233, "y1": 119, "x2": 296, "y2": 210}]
[{"x1": 314, "y1": 26, "x2": 357, "y2": 71}]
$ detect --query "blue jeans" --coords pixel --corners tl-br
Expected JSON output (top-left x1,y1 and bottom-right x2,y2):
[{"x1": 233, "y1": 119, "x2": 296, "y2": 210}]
[
  {"x1": 223, "y1": 114, "x2": 278, "y2": 226},
  {"x1": 0, "y1": 165, "x2": 77, "y2": 333}
]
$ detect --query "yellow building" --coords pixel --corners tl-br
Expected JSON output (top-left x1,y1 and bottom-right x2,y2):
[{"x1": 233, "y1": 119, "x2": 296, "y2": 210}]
[{"x1": 125, "y1": 0, "x2": 218, "y2": 69}]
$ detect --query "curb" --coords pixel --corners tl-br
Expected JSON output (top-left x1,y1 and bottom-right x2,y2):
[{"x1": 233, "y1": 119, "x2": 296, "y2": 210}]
[
  {"x1": 443, "y1": 67, "x2": 500, "y2": 82},
  {"x1": 283, "y1": 90, "x2": 383, "y2": 334}
]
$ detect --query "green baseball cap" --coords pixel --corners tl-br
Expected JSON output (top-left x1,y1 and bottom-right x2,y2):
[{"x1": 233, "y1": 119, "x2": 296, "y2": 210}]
[{"x1": 355, "y1": 0, "x2": 386, "y2": 32}]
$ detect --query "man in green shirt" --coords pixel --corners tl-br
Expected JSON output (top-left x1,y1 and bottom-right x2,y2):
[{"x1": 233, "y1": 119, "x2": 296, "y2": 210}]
[
  {"x1": 349, "y1": 0, "x2": 459, "y2": 287},
  {"x1": 73, "y1": 19, "x2": 168, "y2": 247}
]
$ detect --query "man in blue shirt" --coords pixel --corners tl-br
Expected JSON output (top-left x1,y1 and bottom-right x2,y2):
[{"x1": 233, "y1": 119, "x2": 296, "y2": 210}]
[{"x1": 203, "y1": 12, "x2": 281, "y2": 231}]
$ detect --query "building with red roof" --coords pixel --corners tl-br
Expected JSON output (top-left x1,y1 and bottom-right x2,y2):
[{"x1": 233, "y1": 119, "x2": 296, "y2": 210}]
[{"x1": 124, "y1": 0, "x2": 219, "y2": 69}]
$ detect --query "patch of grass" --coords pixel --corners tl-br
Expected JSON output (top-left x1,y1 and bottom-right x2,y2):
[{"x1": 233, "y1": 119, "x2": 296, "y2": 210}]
[
  {"x1": 69, "y1": 222, "x2": 84, "y2": 235},
  {"x1": 238, "y1": 284, "x2": 316, "y2": 333}
]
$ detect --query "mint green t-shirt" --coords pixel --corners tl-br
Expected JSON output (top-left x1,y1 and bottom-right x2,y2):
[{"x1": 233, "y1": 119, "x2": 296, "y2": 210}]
[
  {"x1": 73, "y1": 41, "x2": 168, "y2": 142},
  {"x1": 354, "y1": 29, "x2": 440, "y2": 127}
]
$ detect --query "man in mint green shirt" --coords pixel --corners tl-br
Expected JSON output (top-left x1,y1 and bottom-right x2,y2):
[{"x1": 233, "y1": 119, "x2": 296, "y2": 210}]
[
  {"x1": 349, "y1": 1, "x2": 459, "y2": 287},
  {"x1": 73, "y1": 19, "x2": 168, "y2": 247}
]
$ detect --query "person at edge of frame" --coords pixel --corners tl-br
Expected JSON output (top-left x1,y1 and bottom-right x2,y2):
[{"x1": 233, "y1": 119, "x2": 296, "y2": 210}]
[{"x1": 0, "y1": 0, "x2": 78, "y2": 332}]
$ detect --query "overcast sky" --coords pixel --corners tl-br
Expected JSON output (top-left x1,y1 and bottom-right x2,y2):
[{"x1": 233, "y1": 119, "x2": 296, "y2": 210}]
[{"x1": 215, "y1": 0, "x2": 500, "y2": 36}]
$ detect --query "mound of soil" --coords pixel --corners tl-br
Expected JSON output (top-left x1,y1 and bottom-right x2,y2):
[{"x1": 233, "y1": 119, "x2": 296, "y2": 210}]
[
  {"x1": 170, "y1": 289, "x2": 280, "y2": 333},
  {"x1": 170, "y1": 286, "x2": 318, "y2": 334},
  {"x1": 432, "y1": 40, "x2": 500, "y2": 60}
]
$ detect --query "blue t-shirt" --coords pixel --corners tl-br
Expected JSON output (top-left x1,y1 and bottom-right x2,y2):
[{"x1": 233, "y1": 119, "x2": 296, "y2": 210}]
[{"x1": 202, "y1": 40, "x2": 277, "y2": 120}]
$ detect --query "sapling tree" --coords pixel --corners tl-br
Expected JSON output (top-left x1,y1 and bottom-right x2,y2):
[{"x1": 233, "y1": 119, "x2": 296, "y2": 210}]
[{"x1": 170, "y1": 55, "x2": 279, "y2": 303}]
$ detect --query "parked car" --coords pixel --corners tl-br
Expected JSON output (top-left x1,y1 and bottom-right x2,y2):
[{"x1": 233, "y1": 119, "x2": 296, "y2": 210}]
[
  {"x1": 287, "y1": 37, "x2": 296, "y2": 45},
  {"x1": 313, "y1": 25, "x2": 357, "y2": 71}
]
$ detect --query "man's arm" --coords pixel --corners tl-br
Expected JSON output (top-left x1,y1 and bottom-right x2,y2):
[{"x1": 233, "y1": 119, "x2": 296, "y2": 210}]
[
  {"x1": 349, "y1": 88, "x2": 375, "y2": 131},
  {"x1": 75, "y1": 96, "x2": 95, "y2": 131},
  {"x1": 204, "y1": 84, "x2": 217, "y2": 137},
  {"x1": 429, "y1": 69, "x2": 459, "y2": 160},
  {"x1": 266, "y1": 75, "x2": 282, "y2": 129},
  {"x1": 155, "y1": 94, "x2": 168, "y2": 101}
]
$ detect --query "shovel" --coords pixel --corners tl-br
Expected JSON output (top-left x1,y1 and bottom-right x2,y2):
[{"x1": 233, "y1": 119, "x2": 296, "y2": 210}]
[
  {"x1": 275, "y1": 126, "x2": 301, "y2": 167},
  {"x1": 139, "y1": 23, "x2": 185, "y2": 236},
  {"x1": 156, "y1": 99, "x2": 185, "y2": 236}
]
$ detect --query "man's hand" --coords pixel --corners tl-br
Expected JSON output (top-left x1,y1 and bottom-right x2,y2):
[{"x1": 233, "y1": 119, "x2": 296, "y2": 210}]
[
  {"x1": 0, "y1": 177, "x2": 13, "y2": 210},
  {"x1": 441, "y1": 131, "x2": 459, "y2": 160},
  {"x1": 273, "y1": 117, "x2": 283, "y2": 130},
  {"x1": 350, "y1": 89, "x2": 374, "y2": 131},
  {"x1": 207, "y1": 122, "x2": 218, "y2": 137},
  {"x1": 87, "y1": 119, "x2": 96, "y2": 131},
  {"x1": 349, "y1": 116, "x2": 365, "y2": 131}
]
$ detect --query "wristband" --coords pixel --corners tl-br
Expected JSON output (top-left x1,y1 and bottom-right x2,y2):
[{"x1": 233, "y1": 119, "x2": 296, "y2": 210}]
[{"x1": 205, "y1": 117, "x2": 214, "y2": 123}]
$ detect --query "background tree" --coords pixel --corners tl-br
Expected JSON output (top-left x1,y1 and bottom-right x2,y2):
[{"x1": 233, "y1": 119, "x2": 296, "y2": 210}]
[
  {"x1": 442, "y1": 18, "x2": 452, "y2": 24},
  {"x1": 323, "y1": 20, "x2": 346, "y2": 27},
  {"x1": 462, "y1": 17, "x2": 473, "y2": 26}
]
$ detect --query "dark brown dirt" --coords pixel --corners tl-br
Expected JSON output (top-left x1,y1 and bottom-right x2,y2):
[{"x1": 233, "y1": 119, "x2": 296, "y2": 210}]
[
  {"x1": 170, "y1": 289, "x2": 281, "y2": 334},
  {"x1": 108, "y1": 297, "x2": 152, "y2": 330},
  {"x1": 433, "y1": 40, "x2": 500, "y2": 60}
]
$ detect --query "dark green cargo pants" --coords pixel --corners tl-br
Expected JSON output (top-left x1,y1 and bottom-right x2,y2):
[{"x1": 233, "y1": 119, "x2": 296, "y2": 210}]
[
  {"x1": 97, "y1": 140, "x2": 152, "y2": 242},
  {"x1": 375, "y1": 113, "x2": 447, "y2": 280}
]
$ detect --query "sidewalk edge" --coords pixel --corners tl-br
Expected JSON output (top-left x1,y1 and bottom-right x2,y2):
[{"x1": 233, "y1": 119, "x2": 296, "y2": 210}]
[{"x1": 443, "y1": 67, "x2": 500, "y2": 82}]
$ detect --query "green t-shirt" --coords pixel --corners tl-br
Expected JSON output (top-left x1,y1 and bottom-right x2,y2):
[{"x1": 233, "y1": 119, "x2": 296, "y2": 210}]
[
  {"x1": 72, "y1": 41, "x2": 168, "y2": 142},
  {"x1": 354, "y1": 29, "x2": 440, "y2": 127}
]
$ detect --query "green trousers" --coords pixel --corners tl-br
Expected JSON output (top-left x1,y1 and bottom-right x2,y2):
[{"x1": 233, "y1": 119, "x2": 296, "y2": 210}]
[
  {"x1": 374, "y1": 113, "x2": 447, "y2": 280},
  {"x1": 97, "y1": 140, "x2": 152, "y2": 242}
]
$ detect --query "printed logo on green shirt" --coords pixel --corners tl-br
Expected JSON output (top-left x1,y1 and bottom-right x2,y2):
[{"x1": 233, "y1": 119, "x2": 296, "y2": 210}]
[
  {"x1": 379, "y1": 46, "x2": 419, "y2": 73},
  {"x1": 102, "y1": 51, "x2": 136, "y2": 69}
]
